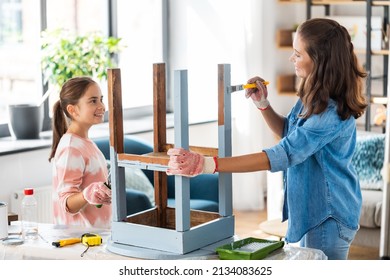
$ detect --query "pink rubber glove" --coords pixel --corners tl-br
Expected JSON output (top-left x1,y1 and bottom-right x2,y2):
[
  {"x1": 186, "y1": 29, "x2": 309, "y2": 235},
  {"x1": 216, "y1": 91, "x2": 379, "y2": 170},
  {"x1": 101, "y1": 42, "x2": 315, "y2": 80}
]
[
  {"x1": 82, "y1": 183, "x2": 112, "y2": 205},
  {"x1": 166, "y1": 148, "x2": 217, "y2": 177},
  {"x1": 245, "y1": 77, "x2": 270, "y2": 110}
]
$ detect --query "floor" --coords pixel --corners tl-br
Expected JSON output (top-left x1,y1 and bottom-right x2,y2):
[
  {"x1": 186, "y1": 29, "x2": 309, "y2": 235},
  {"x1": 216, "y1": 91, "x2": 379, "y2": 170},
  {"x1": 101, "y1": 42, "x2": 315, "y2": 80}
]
[{"x1": 233, "y1": 209, "x2": 380, "y2": 260}]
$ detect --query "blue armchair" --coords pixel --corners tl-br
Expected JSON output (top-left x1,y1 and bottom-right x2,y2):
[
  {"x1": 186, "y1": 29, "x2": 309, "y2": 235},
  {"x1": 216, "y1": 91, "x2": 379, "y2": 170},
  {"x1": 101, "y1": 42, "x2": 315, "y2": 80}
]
[{"x1": 93, "y1": 136, "x2": 219, "y2": 215}]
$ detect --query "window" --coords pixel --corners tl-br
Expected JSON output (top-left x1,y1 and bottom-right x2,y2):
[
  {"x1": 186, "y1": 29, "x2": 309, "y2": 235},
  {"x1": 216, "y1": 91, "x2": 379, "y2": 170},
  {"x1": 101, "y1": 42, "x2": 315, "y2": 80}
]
[
  {"x1": 0, "y1": 0, "x2": 42, "y2": 136},
  {"x1": 169, "y1": 1, "x2": 250, "y2": 122},
  {"x1": 44, "y1": 0, "x2": 109, "y2": 116},
  {"x1": 44, "y1": 0, "x2": 165, "y2": 115},
  {"x1": 116, "y1": 0, "x2": 165, "y2": 110},
  {"x1": 0, "y1": 0, "x2": 166, "y2": 138},
  {"x1": 0, "y1": 0, "x2": 23, "y2": 44},
  {"x1": 44, "y1": 0, "x2": 165, "y2": 116}
]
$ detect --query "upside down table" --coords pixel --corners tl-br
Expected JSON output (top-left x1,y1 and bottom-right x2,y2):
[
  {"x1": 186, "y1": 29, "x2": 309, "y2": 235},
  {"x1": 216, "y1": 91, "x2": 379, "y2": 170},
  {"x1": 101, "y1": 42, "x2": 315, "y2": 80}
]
[{"x1": 105, "y1": 63, "x2": 236, "y2": 259}]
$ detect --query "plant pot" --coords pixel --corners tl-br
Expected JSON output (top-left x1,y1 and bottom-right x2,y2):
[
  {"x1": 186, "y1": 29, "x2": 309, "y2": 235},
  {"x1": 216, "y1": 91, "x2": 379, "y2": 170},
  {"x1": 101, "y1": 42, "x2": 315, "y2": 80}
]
[{"x1": 8, "y1": 104, "x2": 43, "y2": 140}]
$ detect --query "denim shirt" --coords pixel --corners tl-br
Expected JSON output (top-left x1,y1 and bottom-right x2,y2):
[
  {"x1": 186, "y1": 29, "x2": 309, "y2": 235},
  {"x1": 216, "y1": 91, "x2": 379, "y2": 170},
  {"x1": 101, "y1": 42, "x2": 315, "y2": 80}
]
[{"x1": 264, "y1": 99, "x2": 362, "y2": 243}]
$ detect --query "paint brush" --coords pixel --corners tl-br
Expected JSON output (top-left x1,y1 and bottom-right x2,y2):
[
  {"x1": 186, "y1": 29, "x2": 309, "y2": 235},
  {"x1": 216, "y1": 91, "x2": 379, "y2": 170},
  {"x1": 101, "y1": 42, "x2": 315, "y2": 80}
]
[{"x1": 230, "y1": 81, "x2": 269, "y2": 92}]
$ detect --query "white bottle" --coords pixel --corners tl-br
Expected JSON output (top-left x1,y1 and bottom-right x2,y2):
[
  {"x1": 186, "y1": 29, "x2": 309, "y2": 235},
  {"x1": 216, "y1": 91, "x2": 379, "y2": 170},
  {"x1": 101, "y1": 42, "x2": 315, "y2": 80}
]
[{"x1": 21, "y1": 188, "x2": 38, "y2": 240}]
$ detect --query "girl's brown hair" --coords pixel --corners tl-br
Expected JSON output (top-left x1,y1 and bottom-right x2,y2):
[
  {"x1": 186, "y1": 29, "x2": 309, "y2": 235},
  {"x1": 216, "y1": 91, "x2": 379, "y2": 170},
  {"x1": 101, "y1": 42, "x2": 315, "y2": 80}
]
[
  {"x1": 48, "y1": 77, "x2": 97, "y2": 161},
  {"x1": 297, "y1": 18, "x2": 367, "y2": 120}
]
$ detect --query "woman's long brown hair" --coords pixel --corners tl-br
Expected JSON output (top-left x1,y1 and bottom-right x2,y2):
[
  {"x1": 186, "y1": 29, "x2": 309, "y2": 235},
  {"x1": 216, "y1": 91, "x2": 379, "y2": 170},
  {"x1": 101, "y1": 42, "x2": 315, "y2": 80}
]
[
  {"x1": 297, "y1": 18, "x2": 367, "y2": 120},
  {"x1": 48, "y1": 77, "x2": 97, "y2": 161}
]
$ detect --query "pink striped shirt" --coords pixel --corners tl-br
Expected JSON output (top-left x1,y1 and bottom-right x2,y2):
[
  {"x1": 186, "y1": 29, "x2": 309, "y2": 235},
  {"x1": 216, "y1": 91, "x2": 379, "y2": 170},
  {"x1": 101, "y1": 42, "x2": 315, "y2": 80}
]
[{"x1": 52, "y1": 133, "x2": 111, "y2": 228}]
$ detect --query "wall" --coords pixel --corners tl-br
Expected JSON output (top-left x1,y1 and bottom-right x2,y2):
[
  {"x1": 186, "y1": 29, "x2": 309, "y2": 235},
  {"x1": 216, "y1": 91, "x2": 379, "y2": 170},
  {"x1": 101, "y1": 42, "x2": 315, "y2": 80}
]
[{"x1": 0, "y1": 148, "x2": 52, "y2": 203}]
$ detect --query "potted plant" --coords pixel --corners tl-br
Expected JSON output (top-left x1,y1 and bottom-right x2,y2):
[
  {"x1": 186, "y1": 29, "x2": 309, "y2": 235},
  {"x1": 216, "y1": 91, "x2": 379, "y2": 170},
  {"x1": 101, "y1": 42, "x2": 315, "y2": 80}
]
[
  {"x1": 8, "y1": 29, "x2": 123, "y2": 140},
  {"x1": 41, "y1": 29, "x2": 123, "y2": 89}
]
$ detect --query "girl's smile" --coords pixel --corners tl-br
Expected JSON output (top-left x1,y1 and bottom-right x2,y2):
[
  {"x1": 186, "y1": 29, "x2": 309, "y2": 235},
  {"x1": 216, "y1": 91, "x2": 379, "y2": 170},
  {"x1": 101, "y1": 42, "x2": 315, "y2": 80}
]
[{"x1": 66, "y1": 83, "x2": 105, "y2": 138}]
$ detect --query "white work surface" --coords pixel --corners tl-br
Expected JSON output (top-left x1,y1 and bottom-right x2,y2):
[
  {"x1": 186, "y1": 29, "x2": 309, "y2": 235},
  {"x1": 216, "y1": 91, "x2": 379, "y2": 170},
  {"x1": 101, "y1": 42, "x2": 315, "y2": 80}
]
[
  {"x1": 1, "y1": 222, "x2": 327, "y2": 260},
  {"x1": 1, "y1": 222, "x2": 129, "y2": 260}
]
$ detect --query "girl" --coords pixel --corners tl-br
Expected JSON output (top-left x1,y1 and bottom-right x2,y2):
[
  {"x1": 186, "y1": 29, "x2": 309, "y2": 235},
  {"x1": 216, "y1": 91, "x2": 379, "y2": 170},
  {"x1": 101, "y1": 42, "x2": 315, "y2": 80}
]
[
  {"x1": 49, "y1": 77, "x2": 111, "y2": 228},
  {"x1": 166, "y1": 18, "x2": 367, "y2": 259}
]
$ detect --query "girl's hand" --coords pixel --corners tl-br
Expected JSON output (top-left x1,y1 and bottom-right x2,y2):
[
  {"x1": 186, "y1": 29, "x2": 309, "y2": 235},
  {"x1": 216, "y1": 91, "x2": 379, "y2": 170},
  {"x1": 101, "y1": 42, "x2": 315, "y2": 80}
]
[
  {"x1": 82, "y1": 183, "x2": 112, "y2": 205},
  {"x1": 245, "y1": 76, "x2": 270, "y2": 110}
]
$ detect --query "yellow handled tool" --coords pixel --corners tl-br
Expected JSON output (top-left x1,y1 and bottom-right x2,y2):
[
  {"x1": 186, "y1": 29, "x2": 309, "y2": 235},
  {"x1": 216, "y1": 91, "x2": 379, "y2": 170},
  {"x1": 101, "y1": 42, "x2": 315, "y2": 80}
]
[
  {"x1": 52, "y1": 233, "x2": 102, "y2": 248},
  {"x1": 243, "y1": 81, "x2": 269, "y2": 88},
  {"x1": 52, "y1": 237, "x2": 81, "y2": 247},
  {"x1": 230, "y1": 81, "x2": 269, "y2": 92}
]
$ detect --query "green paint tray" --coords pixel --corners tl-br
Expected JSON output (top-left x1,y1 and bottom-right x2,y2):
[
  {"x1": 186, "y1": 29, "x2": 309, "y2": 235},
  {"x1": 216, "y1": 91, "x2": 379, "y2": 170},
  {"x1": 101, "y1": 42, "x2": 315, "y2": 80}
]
[{"x1": 215, "y1": 237, "x2": 284, "y2": 260}]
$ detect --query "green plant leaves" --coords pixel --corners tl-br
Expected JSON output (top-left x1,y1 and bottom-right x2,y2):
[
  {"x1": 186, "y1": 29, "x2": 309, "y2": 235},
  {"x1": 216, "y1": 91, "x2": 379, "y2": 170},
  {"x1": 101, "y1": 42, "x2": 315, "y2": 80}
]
[{"x1": 41, "y1": 29, "x2": 124, "y2": 88}]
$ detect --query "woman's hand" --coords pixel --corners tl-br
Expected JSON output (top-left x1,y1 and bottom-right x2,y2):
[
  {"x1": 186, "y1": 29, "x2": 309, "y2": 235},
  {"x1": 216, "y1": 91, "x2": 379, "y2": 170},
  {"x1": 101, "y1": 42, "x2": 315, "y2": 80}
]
[
  {"x1": 82, "y1": 183, "x2": 112, "y2": 205},
  {"x1": 166, "y1": 148, "x2": 217, "y2": 177},
  {"x1": 245, "y1": 76, "x2": 270, "y2": 110}
]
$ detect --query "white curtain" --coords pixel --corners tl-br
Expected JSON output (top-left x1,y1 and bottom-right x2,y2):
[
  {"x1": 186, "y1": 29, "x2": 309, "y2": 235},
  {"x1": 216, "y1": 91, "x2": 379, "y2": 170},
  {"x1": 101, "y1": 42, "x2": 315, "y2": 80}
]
[
  {"x1": 230, "y1": 0, "x2": 295, "y2": 210},
  {"x1": 169, "y1": 0, "x2": 279, "y2": 210},
  {"x1": 229, "y1": 0, "x2": 270, "y2": 210}
]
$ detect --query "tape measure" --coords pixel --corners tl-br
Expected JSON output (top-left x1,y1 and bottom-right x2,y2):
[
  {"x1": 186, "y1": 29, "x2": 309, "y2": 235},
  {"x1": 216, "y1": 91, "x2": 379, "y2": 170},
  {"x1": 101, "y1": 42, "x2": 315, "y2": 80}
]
[
  {"x1": 81, "y1": 233, "x2": 102, "y2": 246},
  {"x1": 80, "y1": 233, "x2": 102, "y2": 257}
]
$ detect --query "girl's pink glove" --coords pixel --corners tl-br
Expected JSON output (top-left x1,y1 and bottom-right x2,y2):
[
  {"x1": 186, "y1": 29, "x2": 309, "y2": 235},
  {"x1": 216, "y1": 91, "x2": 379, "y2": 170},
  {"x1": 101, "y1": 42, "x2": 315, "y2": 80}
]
[
  {"x1": 82, "y1": 183, "x2": 112, "y2": 205},
  {"x1": 245, "y1": 77, "x2": 270, "y2": 110},
  {"x1": 167, "y1": 148, "x2": 217, "y2": 177}
]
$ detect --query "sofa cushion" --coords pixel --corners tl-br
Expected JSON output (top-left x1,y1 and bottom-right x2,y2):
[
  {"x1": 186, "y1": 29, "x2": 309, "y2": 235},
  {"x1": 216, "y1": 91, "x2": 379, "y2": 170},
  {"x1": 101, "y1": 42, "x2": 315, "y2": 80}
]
[
  {"x1": 126, "y1": 189, "x2": 153, "y2": 214},
  {"x1": 352, "y1": 133, "x2": 385, "y2": 191},
  {"x1": 360, "y1": 189, "x2": 382, "y2": 228}
]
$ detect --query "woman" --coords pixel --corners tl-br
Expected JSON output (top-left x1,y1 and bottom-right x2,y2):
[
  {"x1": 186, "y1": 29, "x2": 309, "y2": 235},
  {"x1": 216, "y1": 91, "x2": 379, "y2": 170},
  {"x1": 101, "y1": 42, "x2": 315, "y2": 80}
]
[{"x1": 166, "y1": 18, "x2": 367, "y2": 259}]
